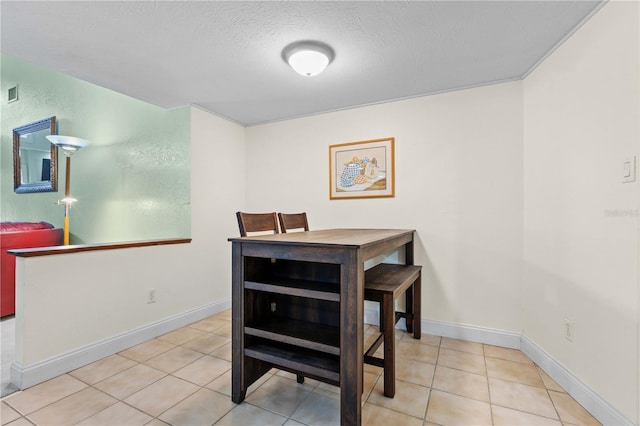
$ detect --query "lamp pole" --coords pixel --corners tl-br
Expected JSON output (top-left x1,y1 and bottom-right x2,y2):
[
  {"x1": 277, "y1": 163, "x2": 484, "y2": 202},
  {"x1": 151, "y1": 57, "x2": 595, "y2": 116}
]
[
  {"x1": 63, "y1": 156, "x2": 72, "y2": 245},
  {"x1": 46, "y1": 135, "x2": 89, "y2": 246}
]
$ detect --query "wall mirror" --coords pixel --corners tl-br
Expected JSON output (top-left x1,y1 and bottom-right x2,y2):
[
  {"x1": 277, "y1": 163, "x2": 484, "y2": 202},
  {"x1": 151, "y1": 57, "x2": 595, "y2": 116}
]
[{"x1": 13, "y1": 116, "x2": 58, "y2": 193}]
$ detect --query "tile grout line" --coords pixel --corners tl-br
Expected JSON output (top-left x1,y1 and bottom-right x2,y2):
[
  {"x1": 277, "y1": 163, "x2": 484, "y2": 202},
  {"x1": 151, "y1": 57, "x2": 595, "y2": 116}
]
[
  {"x1": 482, "y1": 344, "x2": 496, "y2": 426},
  {"x1": 422, "y1": 333, "x2": 442, "y2": 422},
  {"x1": 545, "y1": 386, "x2": 565, "y2": 424}
]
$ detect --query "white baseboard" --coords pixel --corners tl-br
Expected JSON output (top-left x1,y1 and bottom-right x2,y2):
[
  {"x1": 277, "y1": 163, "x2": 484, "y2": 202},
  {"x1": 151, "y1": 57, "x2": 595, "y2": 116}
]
[
  {"x1": 11, "y1": 299, "x2": 231, "y2": 390},
  {"x1": 422, "y1": 318, "x2": 522, "y2": 349},
  {"x1": 418, "y1": 318, "x2": 632, "y2": 426},
  {"x1": 520, "y1": 335, "x2": 633, "y2": 426}
]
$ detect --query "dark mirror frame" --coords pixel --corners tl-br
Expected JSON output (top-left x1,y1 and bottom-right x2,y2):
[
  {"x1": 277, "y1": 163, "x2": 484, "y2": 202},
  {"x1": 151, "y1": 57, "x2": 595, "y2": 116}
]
[{"x1": 13, "y1": 116, "x2": 58, "y2": 193}]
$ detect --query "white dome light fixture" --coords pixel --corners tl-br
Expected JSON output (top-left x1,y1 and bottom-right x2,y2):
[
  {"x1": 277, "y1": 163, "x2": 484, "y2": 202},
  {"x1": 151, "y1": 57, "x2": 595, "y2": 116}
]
[{"x1": 282, "y1": 41, "x2": 335, "y2": 77}]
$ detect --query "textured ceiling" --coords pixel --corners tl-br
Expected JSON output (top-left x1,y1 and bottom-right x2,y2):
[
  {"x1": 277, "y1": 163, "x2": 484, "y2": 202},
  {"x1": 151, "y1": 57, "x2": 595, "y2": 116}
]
[{"x1": 1, "y1": 1, "x2": 603, "y2": 126}]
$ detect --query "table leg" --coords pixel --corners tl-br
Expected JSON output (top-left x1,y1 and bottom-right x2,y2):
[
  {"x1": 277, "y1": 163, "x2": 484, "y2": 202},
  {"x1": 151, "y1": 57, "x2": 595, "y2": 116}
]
[
  {"x1": 231, "y1": 243, "x2": 245, "y2": 403},
  {"x1": 340, "y1": 252, "x2": 363, "y2": 425}
]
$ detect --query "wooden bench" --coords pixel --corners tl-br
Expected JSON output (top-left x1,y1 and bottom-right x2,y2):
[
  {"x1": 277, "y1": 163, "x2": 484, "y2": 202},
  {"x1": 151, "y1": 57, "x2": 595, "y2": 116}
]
[{"x1": 364, "y1": 263, "x2": 422, "y2": 398}]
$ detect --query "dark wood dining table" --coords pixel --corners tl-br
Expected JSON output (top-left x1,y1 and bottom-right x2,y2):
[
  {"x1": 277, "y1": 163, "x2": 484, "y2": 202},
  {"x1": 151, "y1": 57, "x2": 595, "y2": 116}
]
[{"x1": 229, "y1": 228, "x2": 416, "y2": 425}]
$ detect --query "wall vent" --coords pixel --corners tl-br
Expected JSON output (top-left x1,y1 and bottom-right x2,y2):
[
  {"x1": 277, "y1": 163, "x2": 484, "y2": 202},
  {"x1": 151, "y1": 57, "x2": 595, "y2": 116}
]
[{"x1": 8, "y1": 85, "x2": 18, "y2": 103}]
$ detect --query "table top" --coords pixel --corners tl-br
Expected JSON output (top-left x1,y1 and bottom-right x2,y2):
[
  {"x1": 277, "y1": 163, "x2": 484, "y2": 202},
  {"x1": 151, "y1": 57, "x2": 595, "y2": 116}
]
[{"x1": 228, "y1": 228, "x2": 414, "y2": 247}]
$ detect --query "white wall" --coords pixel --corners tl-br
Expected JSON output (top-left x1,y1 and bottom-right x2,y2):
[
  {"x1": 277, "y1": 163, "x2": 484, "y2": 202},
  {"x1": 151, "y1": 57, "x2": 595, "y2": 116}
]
[
  {"x1": 190, "y1": 106, "x2": 247, "y2": 303},
  {"x1": 523, "y1": 1, "x2": 639, "y2": 423},
  {"x1": 15, "y1": 244, "x2": 199, "y2": 367},
  {"x1": 245, "y1": 81, "x2": 524, "y2": 333}
]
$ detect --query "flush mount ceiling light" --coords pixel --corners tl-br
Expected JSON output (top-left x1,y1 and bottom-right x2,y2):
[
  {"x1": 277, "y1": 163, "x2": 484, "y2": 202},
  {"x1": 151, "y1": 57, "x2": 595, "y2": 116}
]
[{"x1": 282, "y1": 41, "x2": 335, "y2": 77}]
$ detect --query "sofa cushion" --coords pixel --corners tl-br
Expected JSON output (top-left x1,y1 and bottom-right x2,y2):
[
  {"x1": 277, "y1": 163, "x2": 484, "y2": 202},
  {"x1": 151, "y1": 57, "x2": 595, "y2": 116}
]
[{"x1": 0, "y1": 222, "x2": 55, "y2": 232}]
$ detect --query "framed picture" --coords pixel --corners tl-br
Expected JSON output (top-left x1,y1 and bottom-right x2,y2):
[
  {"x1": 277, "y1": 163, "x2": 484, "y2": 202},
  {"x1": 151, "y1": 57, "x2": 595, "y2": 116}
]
[{"x1": 329, "y1": 137, "x2": 395, "y2": 199}]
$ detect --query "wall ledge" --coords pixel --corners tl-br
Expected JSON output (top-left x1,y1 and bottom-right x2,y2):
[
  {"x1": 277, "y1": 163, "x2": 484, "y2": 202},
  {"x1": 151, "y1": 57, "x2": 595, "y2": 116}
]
[{"x1": 9, "y1": 238, "x2": 191, "y2": 257}]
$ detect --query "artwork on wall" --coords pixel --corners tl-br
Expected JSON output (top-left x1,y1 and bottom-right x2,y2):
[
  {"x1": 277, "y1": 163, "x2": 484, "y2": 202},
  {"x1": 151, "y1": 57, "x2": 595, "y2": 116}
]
[{"x1": 329, "y1": 137, "x2": 395, "y2": 199}]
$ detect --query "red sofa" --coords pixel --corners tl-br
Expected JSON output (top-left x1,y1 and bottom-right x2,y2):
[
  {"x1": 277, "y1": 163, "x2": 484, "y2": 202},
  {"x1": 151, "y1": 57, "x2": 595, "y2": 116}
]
[{"x1": 1, "y1": 222, "x2": 63, "y2": 317}]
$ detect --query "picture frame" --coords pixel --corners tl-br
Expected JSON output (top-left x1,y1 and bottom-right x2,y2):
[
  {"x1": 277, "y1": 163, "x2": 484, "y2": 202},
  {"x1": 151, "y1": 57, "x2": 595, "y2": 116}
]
[{"x1": 329, "y1": 137, "x2": 395, "y2": 199}]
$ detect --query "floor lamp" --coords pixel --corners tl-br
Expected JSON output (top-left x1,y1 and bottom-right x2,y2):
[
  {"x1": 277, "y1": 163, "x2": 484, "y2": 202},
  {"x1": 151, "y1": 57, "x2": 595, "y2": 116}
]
[{"x1": 46, "y1": 135, "x2": 89, "y2": 245}]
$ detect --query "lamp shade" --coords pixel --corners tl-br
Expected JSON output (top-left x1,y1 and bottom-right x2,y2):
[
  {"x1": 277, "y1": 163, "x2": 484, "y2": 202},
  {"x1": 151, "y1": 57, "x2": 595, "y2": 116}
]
[
  {"x1": 46, "y1": 135, "x2": 89, "y2": 155},
  {"x1": 283, "y1": 41, "x2": 334, "y2": 77}
]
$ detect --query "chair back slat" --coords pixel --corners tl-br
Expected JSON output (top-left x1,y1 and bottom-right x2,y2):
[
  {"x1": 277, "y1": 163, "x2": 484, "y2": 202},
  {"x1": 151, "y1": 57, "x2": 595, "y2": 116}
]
[
  {"x1": 278, "y1": 212, "x2": 309, "y2": 233},
  {"x1": 236, "y1": 212, "x2": 279, "y2": 236}
]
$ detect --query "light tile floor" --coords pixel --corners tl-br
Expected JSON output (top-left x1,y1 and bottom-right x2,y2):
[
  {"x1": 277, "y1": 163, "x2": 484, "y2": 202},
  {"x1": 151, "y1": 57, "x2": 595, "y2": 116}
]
[
  {"x1": 1, "y1": 310, "x2": 601, "y2": 425},
  {"x1": 1, "y1": 316, "x2": 18, "y2": 398}
]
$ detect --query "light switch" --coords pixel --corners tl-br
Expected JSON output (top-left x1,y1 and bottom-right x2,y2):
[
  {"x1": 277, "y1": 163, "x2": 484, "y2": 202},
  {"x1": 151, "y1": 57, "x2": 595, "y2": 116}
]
[{"x1": 623, "y1": 156, "x2": 636, "y2": 183}]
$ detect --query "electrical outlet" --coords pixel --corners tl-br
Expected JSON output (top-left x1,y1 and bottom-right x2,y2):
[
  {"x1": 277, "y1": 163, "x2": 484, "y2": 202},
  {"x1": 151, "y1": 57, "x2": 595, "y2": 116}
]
[
  {"x1": 147, "y1": 289, "x2": 157, "y2": 304},
  {"x1": 270, "y1": 302, "x2": 276, "y2": 312},
  {"x1": 564, "y1": 319, "x2": 574, "y2": 342},
  {"x1": 623, "y1": 156, "x2": 636, "y2": 183}
]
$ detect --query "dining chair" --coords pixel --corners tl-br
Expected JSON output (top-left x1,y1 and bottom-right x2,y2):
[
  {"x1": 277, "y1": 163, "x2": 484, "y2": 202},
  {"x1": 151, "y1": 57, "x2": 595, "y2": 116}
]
[
  {"x1": 277, "y1": 212, "x2": 421, "y2": 397},
  {"x1": 235, "y1": 211, "x2": 305, "y2": 384},
  {"x1": 236, "y1": 211, "x2": 280, "y2": 236},
  {"x1": 277, "y1": 212, "x2": 309, "y2": 233}
]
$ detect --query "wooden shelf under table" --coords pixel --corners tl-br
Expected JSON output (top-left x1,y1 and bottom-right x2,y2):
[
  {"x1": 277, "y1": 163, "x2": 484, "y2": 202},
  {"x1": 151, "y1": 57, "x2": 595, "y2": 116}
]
[
  {"x1": 245, "y1": 318, "x2": 340, "y2": 356},
  {"x1": 244, "y1": 278, "x2": 340, "y2": 302},
  {"x1": 245, "y1": 343, "x2": 340, "y2": 385}
]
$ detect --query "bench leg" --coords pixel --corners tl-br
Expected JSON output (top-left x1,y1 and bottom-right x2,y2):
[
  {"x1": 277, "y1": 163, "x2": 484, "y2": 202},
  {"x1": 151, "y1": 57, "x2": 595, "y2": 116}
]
[
  {"x1": 382, "y1": 293, "x2": 395, "y2": 398},
  {"x1": 296, "y1": 375, "x2": 305, "y2": 384},
  {"x1": 412, "y1": 275, "x2": 421, "y2": 339},
  {"x1": 405, "y1": 283, "x2": 414, "y2": 334}
]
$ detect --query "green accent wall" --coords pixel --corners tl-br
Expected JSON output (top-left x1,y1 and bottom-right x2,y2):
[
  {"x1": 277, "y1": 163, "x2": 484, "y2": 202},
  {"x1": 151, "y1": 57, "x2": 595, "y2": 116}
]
[{"x1": 1, "y1": 54, "x2": 190, "y2": 243}]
